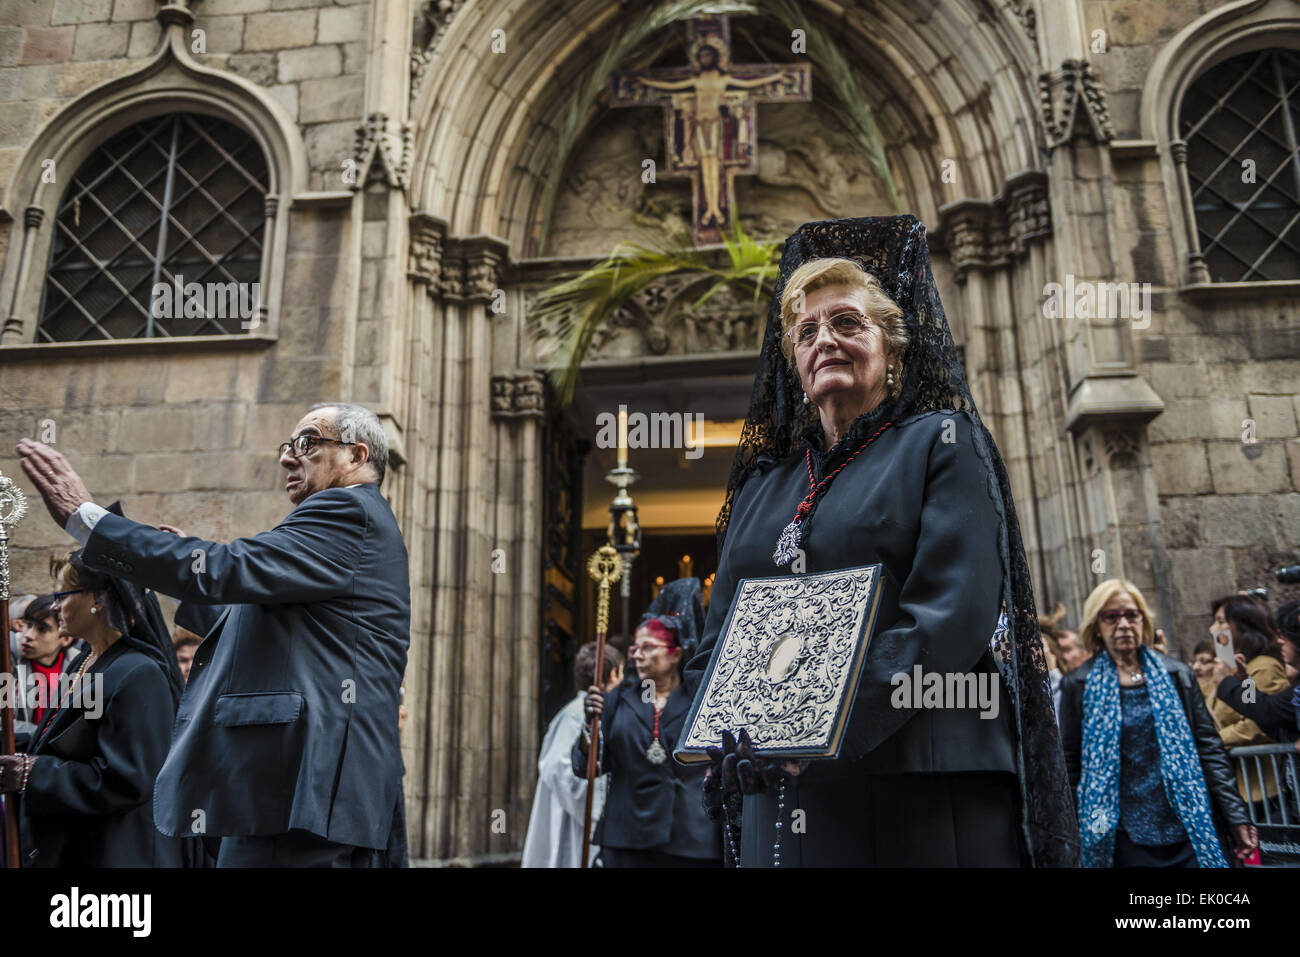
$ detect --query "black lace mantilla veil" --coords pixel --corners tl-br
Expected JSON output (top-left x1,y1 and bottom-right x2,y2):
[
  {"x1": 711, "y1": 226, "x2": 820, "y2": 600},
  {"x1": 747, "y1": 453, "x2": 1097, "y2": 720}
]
[
  {"x1": 716, "y1": 215, "x2": 1079, "y2": 867},
  {"x1": 73, "y1": 502, "x2": 186, "y2": 710}
]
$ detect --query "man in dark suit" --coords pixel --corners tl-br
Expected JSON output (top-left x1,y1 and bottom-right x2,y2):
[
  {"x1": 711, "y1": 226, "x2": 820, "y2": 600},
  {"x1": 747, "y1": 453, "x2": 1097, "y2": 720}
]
[{"x1": 16, "y1": 402, "x2": 410, "y2": 867}]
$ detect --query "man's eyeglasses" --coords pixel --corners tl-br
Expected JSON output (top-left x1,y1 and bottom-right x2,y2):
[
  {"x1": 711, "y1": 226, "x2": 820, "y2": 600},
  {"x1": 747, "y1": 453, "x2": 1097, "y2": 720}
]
[
  {"x1": 784, "y1": 312, "x2": 875, "y2": 348},
  {"x1": 278, "y1": 434, "x2": 355, "y2": 459},
  {"x1": 1099, "y1": 609, "x2": 1143, "y2": 626}
]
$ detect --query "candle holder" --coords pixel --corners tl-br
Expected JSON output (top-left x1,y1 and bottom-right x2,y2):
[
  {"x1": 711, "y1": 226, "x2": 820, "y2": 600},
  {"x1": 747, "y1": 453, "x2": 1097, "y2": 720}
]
[{"x1": 605, "y1": 461, "x2": 641, "y2": 638}]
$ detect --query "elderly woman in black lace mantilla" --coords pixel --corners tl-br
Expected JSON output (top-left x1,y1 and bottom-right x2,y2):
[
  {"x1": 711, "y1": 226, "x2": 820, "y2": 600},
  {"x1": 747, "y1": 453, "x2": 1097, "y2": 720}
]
[{"x1": 684, "y1": 215, "x2": 1077, "y2": 868}]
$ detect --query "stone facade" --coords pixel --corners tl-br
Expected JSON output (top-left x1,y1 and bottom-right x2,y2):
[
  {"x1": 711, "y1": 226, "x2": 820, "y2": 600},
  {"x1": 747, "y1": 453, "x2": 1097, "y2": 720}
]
[{"x1": 0, "y1": 0, "x2": 1298, "y2": 863}]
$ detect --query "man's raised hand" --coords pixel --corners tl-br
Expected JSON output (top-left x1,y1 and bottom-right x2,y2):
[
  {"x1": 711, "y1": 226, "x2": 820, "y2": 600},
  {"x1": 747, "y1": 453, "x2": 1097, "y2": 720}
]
[{"x1": 15, "y1": 438, "x2": 92, "y2": 527}]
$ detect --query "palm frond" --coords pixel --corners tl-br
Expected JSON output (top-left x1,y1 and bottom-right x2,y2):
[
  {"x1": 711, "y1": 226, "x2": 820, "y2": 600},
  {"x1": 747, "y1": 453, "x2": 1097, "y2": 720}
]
[{"x1": 533, "y1": 213, "x2": 780, "y2": 404}]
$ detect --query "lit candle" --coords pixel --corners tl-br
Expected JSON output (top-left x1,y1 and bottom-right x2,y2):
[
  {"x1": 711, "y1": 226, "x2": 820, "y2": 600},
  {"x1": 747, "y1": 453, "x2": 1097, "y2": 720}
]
[{"x1": 617, "y1": 405, "x2": 628, "y2": 469}]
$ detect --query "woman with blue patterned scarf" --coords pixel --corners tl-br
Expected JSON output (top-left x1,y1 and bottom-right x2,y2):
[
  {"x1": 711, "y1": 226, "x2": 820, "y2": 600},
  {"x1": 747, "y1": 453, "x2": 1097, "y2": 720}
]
[{"x1": 1060, "y1": 580, "x2": 1256, "y2": 867}]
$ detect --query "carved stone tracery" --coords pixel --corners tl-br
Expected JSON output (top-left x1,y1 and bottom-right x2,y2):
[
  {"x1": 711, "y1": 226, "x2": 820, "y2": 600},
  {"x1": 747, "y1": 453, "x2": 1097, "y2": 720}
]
[
  {"x1": 411, "y1": 1, "x2": 465, "y2": 108},
  {"x1": 1007, "y1": 0, "x2": 1038, "y2": 48},
  {"x1": 1102, "y1": 428, "x2": 1141, "y2": 470}
]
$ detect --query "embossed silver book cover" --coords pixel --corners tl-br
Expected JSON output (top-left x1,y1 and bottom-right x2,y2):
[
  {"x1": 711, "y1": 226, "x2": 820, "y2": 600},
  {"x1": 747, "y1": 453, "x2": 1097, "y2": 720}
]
[{"x1": 675, "y1": 563, "x2": 884, "y2": 763}]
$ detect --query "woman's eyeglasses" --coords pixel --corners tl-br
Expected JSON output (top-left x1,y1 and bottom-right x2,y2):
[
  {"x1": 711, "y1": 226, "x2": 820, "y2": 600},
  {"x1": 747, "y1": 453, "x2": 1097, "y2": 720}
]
[
  {"x1": 278, "y1": 434, "x2": 356, "y2": 458},
  {"x1": 50, "y1": 588, "x2": 91, "y2": 601},
  {"x1": 784, "y1": 312, "x2": 875, "y2": 348},
  {"x1": 628, "y1": 641, "x2": 673, "y2": 655},
  {"x1": 1099, "y1": 609, "x2": 1143, "y2": 626}
]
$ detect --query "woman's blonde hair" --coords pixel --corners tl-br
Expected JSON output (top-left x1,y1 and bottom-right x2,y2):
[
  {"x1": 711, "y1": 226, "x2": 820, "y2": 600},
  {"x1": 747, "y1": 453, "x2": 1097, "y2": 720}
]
[
  {"x1": 778, "y1": 258, "x2": 909, "y2": 398},
  {"x1": 1080, "y1": 578, "x2": 1156, "y2": 653}
]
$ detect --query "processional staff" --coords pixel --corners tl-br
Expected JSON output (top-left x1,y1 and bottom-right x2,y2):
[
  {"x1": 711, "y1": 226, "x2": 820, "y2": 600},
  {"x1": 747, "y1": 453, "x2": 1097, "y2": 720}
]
[
  {"x1": 0, "y1": 470, "x2": 29, "y2": 869},
  {"x1": 581, "y1": 543, "x2": 623, "y2": 869}
]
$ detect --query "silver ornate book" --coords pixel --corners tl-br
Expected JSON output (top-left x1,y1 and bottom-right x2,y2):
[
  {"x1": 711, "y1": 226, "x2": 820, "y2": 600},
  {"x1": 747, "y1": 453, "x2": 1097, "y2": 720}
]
[{"x1": 675, "y1": 564, "x2": 884, "y2": 763}]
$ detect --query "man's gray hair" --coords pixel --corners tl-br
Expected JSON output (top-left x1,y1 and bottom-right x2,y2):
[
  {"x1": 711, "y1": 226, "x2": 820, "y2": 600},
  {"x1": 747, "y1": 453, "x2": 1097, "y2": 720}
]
[{"x1": 309, "y1": 402, "x2": 389, "y2": 485}]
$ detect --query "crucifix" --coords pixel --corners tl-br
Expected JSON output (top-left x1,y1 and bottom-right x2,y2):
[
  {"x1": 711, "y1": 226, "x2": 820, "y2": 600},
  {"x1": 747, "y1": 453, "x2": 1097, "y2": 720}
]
[{"x1": 610, "y1": 15, "x2": 811, "y2": 246}]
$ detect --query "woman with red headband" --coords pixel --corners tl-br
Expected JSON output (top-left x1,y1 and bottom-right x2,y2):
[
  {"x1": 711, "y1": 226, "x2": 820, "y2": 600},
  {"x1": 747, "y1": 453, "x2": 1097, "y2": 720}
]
[{"x1": 573, "y1": 578, "x2": 721, "y2": 867}]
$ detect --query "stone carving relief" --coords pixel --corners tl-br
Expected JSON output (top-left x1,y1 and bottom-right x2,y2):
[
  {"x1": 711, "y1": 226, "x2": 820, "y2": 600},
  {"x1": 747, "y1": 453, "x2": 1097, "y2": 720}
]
[
  {"x1": 1007, "y1": 0, "x2": 1037, "y2": 49},
  {"x1": 491, "y1": 372, "x2": 546, "y2": 419},
  {"x1": 353, "y1": 112, "x2": 413, "y2": 192},
  {"x1": 528, "y1": 272, "x2": 767, "y2": 365},
  {"x1": 544, "y1": 104, "x2": 894, "y2": 260},
  {"x1": 411, "y1": 1, "x2": 465, "y2": 107},
  {"x1": 1102, "y1": 429, "x2": 1141, "y2": 470}
]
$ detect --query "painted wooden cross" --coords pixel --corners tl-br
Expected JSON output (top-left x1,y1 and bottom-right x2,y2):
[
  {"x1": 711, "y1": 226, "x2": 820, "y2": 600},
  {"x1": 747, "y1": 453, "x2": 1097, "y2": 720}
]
[{"x1": 610, "y1": 15, "x2": 811, "y2": 246}]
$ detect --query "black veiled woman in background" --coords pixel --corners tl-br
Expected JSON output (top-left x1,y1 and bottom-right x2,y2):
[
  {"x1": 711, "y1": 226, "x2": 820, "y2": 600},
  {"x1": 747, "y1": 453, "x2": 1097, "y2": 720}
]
[
  {"x1": 0, "y1": 522, "x2": 190, "y2": 866},
  {"x1": 574, "y1": 578, "x2": 721, "y2": 867},
  {"x1": 685, "y1": 216, "x2": 1077, "y2": 867}
]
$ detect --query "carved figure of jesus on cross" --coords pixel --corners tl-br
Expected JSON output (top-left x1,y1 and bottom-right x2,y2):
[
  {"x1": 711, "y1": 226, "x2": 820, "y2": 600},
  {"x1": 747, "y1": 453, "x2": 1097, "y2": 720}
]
[{"x1": 610, "y1": 15, "x2": 811, "y2": 246}]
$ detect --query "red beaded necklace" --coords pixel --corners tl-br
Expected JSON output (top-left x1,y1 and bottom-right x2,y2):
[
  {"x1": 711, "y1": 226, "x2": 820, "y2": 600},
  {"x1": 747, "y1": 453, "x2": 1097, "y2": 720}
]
[
  {"x1": 646, "y1": 692, "x2": 669, "y2": 764},
  {"x1": 773, "y1": 422, "x2": 893, "y2": 565}
]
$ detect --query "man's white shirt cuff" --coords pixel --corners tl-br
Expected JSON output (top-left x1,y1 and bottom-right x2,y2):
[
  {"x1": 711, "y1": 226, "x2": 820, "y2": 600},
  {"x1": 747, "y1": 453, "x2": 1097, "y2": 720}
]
[{"x1": 65, "y1": 502, "x2": 107, "y2": 545}]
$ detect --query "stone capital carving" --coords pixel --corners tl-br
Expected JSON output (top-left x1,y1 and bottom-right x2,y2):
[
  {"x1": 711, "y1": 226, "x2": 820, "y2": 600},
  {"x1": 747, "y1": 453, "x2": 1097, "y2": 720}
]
[
  {"x1": 937, "y1": 170, "x2": 1050, "y2": 279},
  {"x1": 438, "y1": 234, "x2": 510, "y2": 304},
  {"x1": 353, "y1": 113, "x2": 413, "y2": 192},
  {"x1": 1005, "y1": 170, "x2": 1051, "y2": 255},
  {"x1": 1039, "y1": 59, "x2": 1115, "y2": 150},
  {"x1": 491, "y1": 371, "x2": 546, "y2": 420},
  {"x1": 408, "y1": 211, "x2": 447, "y2": 286}
]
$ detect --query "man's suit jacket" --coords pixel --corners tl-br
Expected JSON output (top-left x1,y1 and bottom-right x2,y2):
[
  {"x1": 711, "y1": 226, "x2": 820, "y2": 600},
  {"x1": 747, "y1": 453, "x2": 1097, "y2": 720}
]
[{"x1": 79, "y1": 483, "x2": 410, "y2": 850}]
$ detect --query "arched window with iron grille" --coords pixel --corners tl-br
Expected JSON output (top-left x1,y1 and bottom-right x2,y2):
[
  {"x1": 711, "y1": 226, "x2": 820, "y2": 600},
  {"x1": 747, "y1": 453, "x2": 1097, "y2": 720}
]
[
  {"x1": 36, "y1": 113, "x2": 269, "y2": 341},
  {"x1": 1179, "y1": 48, "x2": 1300, "y2": 283}
]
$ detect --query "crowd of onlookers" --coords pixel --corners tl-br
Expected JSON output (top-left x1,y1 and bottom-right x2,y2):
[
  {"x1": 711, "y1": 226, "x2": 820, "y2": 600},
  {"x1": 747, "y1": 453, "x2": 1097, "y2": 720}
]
[
  {"x1": 8, "y1": 583, "x2": 203, "y2": 712},
  {"x1": 1042, "y1": 582, "x2": 1300, "y2": 866}
]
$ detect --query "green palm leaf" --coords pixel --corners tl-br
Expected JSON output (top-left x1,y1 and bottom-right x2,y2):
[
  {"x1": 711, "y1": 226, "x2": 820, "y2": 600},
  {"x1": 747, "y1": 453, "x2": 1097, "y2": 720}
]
[{"x1": 533, "y1": 214, "x2": 780, "y2": 403}]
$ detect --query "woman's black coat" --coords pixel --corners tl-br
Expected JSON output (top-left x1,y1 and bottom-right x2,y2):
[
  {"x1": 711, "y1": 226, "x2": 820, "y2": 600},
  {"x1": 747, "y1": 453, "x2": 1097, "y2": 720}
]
[
  {"x1": 21, "y1": 641, "x2": 185, "y2": 867},
  {"x1": 1059, "y1": 651, "x2": 1251, "y2": 847},
  {"x1": 572, "y1": 682, "x2": 720, "y2": 858},
  {"x1": 683, "y1": 411, "x2": 1020, "y2": 864}
]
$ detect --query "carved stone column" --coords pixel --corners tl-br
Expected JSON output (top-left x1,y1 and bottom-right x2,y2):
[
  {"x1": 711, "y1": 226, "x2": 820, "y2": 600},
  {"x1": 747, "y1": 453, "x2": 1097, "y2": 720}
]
[{"x1": 405, "y1": 221, "x2": 542, "y2": 863}]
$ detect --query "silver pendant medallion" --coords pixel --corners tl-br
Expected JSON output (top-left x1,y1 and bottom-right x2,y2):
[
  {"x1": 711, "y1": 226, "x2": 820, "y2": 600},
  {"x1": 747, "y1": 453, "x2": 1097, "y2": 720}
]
[
  {"x1": 773, "y1": 520, "x2": 801, "y2": 566},
  {"x1": 645, "y1": 738, "x2": 668, "y2": 764}
]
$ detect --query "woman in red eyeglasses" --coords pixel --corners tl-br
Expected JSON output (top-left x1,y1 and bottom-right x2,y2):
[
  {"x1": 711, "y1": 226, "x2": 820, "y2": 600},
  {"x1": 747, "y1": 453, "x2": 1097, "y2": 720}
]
[
  {"x1": 1059, "y1": 579, "x2": 1255, "y2": 868},
  {"x1": 572, "y1": 578, "x2": 721, "y2": 867}
]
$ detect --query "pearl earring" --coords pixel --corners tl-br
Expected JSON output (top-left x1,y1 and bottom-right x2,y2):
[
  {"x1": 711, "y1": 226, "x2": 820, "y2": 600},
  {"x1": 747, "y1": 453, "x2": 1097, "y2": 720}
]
[
  {"x1": 91, "y1": 606, "x2": 98, "y2": 615},
  {"x1": 802, "y1": 391, "x2": 810, "y2": 405},
  {"x1": 886, "y1": 365, "x2": 895, "y2": 388}
]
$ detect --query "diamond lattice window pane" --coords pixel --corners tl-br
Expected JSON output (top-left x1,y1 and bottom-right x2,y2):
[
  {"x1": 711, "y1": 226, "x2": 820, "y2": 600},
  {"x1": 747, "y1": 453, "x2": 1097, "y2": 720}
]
[
  {"x1": 1180, "y1": 49, "x2": 1300, "y2": 282},
  {"x1": 37, "y1": 114, "x2": 269, "y2": 341}
]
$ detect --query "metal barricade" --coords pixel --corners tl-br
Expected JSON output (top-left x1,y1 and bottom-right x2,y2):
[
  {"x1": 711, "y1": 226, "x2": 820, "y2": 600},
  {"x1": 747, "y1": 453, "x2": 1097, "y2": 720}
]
[{"x1": 1231, "y1": 743, "x2": 1300, "y2": 866}]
